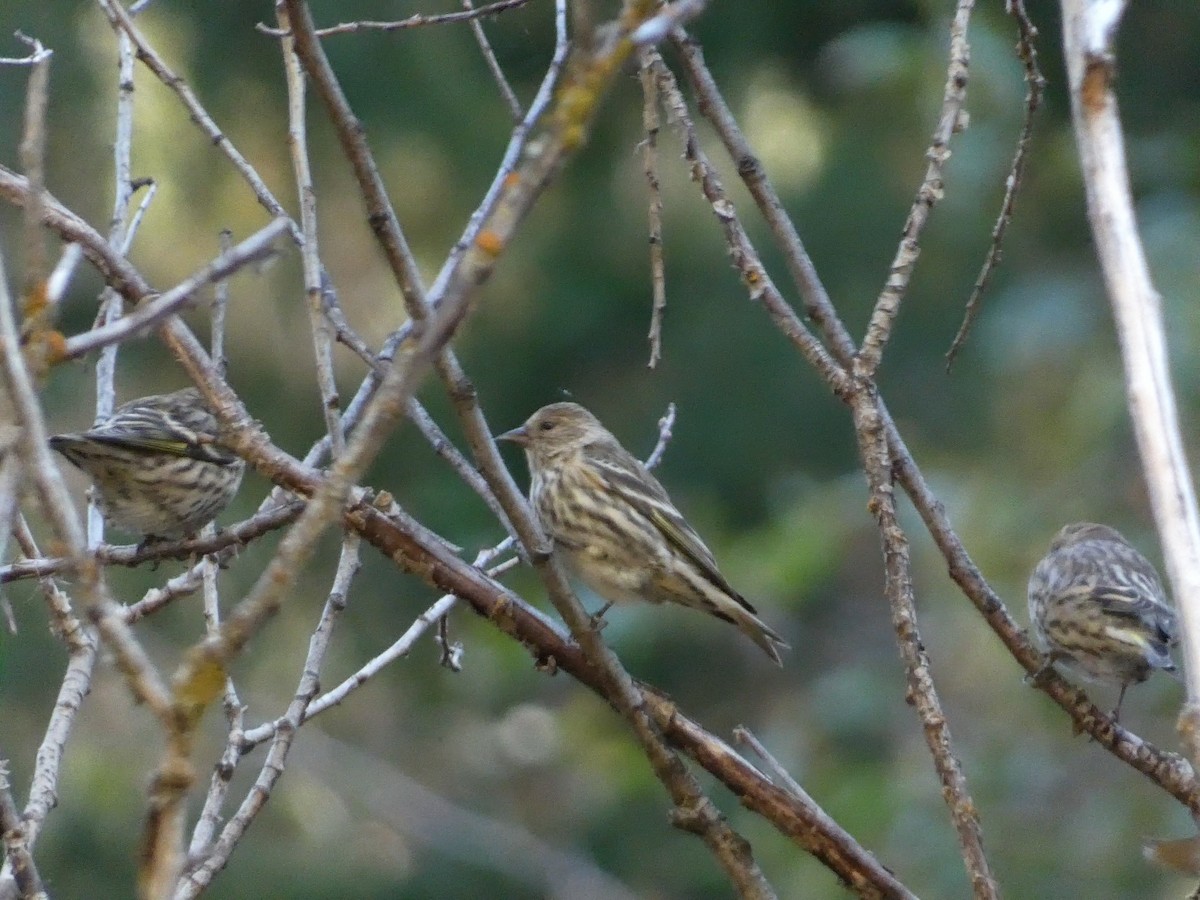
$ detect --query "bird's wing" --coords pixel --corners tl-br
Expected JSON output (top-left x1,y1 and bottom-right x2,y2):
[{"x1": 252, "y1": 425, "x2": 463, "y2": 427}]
[
  {"x1": 85, "y1": 431, "x2": 239, "y2": 465},
  {"x1": 588, "y1": 442, "x2": 752, "y2": 610},
  {"x1": 1080, "y1": 584, "x2": 1177, "y2": 643},
  {"x1": 89, "y1": 390, "x2": 236, "y2": 465},
  {"x1": 88, "y1": 402, "x2": 237, "y2": 466}
]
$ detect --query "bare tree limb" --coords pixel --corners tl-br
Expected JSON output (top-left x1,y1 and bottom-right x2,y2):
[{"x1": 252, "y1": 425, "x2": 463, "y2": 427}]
[
  {"x1": 4, "y1": 10, "x2": 1195, "y2": 897},
  {"x1": 850, "y1": 383, "x2": 997, "y2": 897},
  {"x1": 672, "y1": 19, "x2": 1200, "y2": 810},
  {"x1": 638, "y1": 80, "x2": 996, "y2": 876},
  {"x1": 17, "y1": 1, "x2": 1188, "y2": 893},
  {"x1": 341, "y1": 498, "x2": 911, "y2": 898},
  {"x1": 1058, "y1": 0, "x2": 1200, "y2": 765}
]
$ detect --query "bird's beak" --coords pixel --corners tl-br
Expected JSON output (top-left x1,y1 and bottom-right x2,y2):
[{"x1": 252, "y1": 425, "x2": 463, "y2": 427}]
[{"x1": 496, "y1": 424, "x2": 529, "y2": 447}]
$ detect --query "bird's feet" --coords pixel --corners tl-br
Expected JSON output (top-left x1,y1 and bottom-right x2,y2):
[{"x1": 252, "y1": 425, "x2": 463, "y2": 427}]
[{"x1": 1025, "y1": 655, "x2": 1060, "y2": 688}]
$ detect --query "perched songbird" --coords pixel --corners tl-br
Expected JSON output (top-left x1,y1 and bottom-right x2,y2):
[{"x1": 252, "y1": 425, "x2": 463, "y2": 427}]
[
  {"x1": 1028, "y1": 521, "x2": 1178, "y2": 718},
  {"x1": 50, "y1": 388, "x2": 244, "y2": 542},
  {"x1": 499, "y1": 402, "x2": 789, "y2": 664}
]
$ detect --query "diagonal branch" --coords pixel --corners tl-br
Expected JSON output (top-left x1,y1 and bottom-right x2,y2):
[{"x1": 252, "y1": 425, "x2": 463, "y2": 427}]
[{"x1": 343, "y1": 497, "x2": 914, "y2": 898}]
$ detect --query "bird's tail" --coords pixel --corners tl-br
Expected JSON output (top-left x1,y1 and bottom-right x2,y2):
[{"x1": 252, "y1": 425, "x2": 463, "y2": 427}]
[{"x1": 729, "y1": 605, "x2": 790, "y2": 666}]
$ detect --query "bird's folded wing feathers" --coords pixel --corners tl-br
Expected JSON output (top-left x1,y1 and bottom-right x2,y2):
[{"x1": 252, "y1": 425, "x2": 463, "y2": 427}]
[
  {"x1": 593, "y1": 454, "x2": 750, "y2": 608},
  {"x1": 1081, "y1": 584, "x2": 1177, "y2": 642},
  {"x1": 86, "y1": 432, "x2": 238, "y2": 466},
  {"x1": 1086, "y1": 584, "x2": 1169, "y2": 618}
]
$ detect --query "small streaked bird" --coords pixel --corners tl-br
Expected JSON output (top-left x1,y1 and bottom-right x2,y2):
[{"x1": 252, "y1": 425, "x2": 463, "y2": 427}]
[
  {"x1": 1028, "y1": 521, "x2": 1178, "y2": 718},
  {"x1": 50, "y1": 387, "x2": 244, "y2": 542},
  {"x1": 499, "y1": 402, "x2": 789, "y2": 664}
]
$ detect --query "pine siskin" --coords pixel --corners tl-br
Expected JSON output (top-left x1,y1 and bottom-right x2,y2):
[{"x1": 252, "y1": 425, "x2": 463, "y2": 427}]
[
  {"x1": 499, "y1": 402, "x2": 789, "y2": 664},
  {"x1": 1027, "y1": 521, "x2": 1178, "y2": 718},
  {"x1": 50, "y1": 387, "x2": 245, "y2": 541}
]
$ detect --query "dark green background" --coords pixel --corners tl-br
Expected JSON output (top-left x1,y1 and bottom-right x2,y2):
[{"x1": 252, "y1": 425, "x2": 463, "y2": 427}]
[{"x1": 2, "y1": 1, "x2": 1199, "y2": 897}]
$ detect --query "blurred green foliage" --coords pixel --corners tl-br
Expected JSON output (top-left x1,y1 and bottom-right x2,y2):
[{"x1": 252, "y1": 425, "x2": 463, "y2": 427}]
[{"x1": 3, "y1": 1, "x2": 1200, "y2": 897}]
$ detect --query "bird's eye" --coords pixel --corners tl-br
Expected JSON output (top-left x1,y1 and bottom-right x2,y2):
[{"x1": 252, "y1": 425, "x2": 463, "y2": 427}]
[{"x1": 539, "y1": 419, "x2": 555, "y2": 431}]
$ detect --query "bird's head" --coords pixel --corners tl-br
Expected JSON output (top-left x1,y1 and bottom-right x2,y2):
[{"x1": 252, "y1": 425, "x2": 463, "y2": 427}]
[
  {"x1": 497, "y1": 402, "x2": 608, "y2": 465},
  {"x1": 1050, "y1": 521, "x2": 1131, "y2": 551}
]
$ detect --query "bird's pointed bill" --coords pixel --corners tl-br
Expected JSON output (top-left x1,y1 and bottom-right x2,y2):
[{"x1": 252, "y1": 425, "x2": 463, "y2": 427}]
[{"x1": 497, "y1": 424, "x2": 530, "y2": 446}]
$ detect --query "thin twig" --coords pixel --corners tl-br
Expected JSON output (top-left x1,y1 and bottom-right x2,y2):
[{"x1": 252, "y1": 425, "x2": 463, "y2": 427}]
[
  {"x1": 178, "y1": 533, "x2": 362, "y2": 898},
  {"x1": 1, "y1": 500, "x2": 303, "y2": 588},
  {"x1": 427, "y1": 0, "x2": 570, "y2": 304},
  {"x1": 183, "y1": 223, "x2": 240, "y2": 866},
  {"x1": 88, "y1": 24, "x2": 138, "y2": 548},
  {"x1": 0, "y1": 457, "x2": 21, "y2": 635},
  {"x1": 946, "y1": 0, "x2": 1044, "y2": 370},
  {"x1": 184, "y1": 512, "x2": 243, "y2": 863},
  {"x1": 0, "y1": 32, "x2": 51, "y2": 66},
  {"x1": 671, "y1": 34, "x2": 856, "y2": 361},
  {"x1": 644, "y1": 402, "x2": 676, "y2": 471},
  {"x1": 639, "y1": 50, "x2": 667, "y2": 368},
  {"x1": 62, "y1": 217, "x2": 290, "y2": 360},
  {"x1": 649, "y1": 53, "x2": 850, "y2": 398},
  {"x1": 10, "y1": 519, "x2": 96, "y2": 854},
  {"x1": 631, "y1": 0, "x2": 709, "y2": 46},
  {"x1": 17, "y1": 33, "x2": 51, "y2": 330},
  {"x1": 95, "y1": 0, "x2": 302, "y2": 243},
  {"x1": 857, "y1": 0, "x2": 973, "y2": 377},
  {"x1": 257, "y1": 0, "x2": 534, "y2": 38},
  {"x1": 44, "y1": 243, "x2": 84, "y2": 305},
  {"x1": 211, "y1": 230, "x2": 231, "y2": 377},
  {"x1": 10, "y1": 518, "x2": 86, "y2": 652},
  {"x1": 406, "y1": 398, "x2": 516, "y2": 530},
  {"x1": 238, "y1": 541, "x2": 514, "y2": 749},
  {"x1": 464, "y1": 0, "x2": 523, "y2": 123},
  {"x1": 733, "y1": 727, "x2": 808, "y2": 800},
  {"x1": 280, "y1": 11, "x2": 344, "y2": 462},
  {"x1": 318, "y1": 281, "x2": 517, "y2": 530}
]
